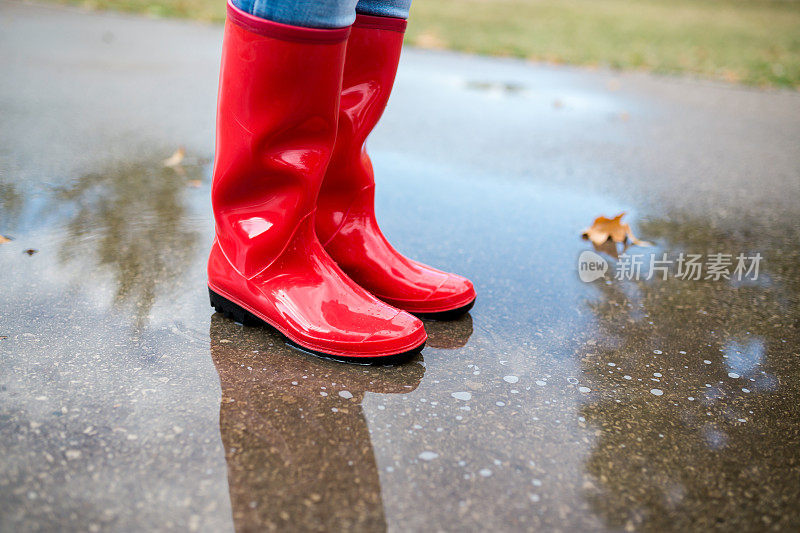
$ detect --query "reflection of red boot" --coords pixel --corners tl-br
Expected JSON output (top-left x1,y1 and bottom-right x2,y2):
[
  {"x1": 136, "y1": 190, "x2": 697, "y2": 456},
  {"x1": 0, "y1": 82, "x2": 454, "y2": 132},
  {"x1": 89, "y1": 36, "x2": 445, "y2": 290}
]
[
  {"x1": 209, "y1": 314, "x2": 425, "y2": 531},
  {"x1": 316, "y1": 15, "x2": 476, "y2": 318},
  {"x1": 208, "y1": 1, "x2": 426, "y2": 361}
]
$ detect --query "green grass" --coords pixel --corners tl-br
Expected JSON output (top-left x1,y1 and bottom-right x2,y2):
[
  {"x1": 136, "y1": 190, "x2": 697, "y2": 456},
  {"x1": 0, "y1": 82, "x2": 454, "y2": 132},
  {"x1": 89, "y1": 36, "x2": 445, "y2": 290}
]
[{"x1": 49, "y1": 0, "x2": 800, "y2": 88}]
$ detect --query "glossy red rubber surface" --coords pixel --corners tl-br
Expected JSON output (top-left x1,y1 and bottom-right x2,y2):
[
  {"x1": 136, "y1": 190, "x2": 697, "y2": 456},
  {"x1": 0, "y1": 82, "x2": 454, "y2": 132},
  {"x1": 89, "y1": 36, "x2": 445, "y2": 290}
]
[
  {"x1": 208, "y1": 3, "x2": 426, "y2": 359},
  {"x1": 316, "y1": 15, "x2": 476, "y2": 315}
]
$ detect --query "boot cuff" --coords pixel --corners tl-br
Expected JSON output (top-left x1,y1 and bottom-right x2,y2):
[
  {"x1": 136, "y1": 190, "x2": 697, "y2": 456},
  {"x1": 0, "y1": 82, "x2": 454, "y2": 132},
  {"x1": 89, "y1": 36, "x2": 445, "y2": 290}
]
[
  {"x1": 354, "y1": 13, "x2": 408, "y2": 33},
  {"x1": 227, "y1": 0, "x2": 351, "y2": 44}
]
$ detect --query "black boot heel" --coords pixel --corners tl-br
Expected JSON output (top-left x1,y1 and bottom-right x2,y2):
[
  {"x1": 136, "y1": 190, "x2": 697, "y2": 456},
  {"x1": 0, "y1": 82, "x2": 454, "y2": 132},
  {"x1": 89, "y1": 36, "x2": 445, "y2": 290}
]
[{"x1": 209, "y1": 288, "x2": 263, "y2": 326}]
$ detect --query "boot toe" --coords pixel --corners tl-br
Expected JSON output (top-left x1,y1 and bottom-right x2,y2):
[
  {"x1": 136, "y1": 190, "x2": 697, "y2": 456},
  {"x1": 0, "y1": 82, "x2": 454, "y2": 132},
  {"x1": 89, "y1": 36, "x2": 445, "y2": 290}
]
[
  {"x1": 422, "y1": 273, "x2": 476, "y2": 313},
  {"x1": 371, "y1": 268, "x2": 477, "y2": 316},
  {"x1": 287, "y1": 302, "x2": 427, "y2": 359},
  {"x1": 365, "y1": 309, "x2": 425, "y2": 342}
]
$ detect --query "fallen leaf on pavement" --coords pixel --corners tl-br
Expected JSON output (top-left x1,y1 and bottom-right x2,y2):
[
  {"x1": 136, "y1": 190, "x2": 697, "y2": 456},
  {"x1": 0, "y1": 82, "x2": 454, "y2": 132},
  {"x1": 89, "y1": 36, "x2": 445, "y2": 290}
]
[
  {"x1": 582, "y1": 212, "x2": 652, "y2": 248},
  {"x1": 163, "y1": 147, "x2": 186, "y2": 167},
  {"x1": 23, "y1": 249, "x2": 38, "y2": 256},
  {"x1": 0, "y1": 234, "x2": 11, "y2": 244}
]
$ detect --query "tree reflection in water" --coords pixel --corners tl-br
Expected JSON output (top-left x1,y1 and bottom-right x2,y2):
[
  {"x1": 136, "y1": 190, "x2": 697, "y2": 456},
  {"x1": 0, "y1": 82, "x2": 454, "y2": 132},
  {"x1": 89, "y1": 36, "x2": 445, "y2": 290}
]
[
  {"x1": 579, "y1": 217, "x2": 800, "y2": 531},
  {"x1": 0, "y1": 180, "x2": 24, "y2": 230},
  {"x1": 56, "y1": 160, "x2": 203, "y2": 327}
]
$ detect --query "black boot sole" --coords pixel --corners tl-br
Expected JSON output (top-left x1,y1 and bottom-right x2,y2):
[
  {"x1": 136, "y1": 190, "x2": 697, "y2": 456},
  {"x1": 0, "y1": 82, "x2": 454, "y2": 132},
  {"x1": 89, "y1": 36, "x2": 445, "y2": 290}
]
[
  {"x1": 208, "y1": 288, "x2": 424, "y2": 365},
  {"x1": 412, "y1": 298, "x2": 475, "y2": 321}
]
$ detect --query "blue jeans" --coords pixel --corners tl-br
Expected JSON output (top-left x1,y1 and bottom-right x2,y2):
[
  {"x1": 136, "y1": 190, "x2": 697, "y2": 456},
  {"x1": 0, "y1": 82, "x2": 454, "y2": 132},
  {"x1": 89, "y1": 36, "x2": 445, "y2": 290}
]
[{"x1": 231, "y1": 0, "x2": 411, "y2": 28}]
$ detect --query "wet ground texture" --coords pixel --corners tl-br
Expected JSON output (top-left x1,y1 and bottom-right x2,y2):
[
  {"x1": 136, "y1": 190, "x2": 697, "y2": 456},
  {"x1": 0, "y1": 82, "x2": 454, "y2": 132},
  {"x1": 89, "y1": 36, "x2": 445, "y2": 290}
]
[{"x1": 1, "y1": 1, "x2": 800, "y2": 531}]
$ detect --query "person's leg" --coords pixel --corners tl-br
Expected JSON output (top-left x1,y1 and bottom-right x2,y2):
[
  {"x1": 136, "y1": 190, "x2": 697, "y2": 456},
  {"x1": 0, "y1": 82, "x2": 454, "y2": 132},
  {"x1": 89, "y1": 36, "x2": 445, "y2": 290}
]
[
  {"x1": 230, "y1": 0, "x2": 359, "y2": 28},
  {"x1": 316, "y1": 0, "x2": 477, "y2": 318},
  {"x1": 208, "y1": 0, "x2": 427, "y2": 359},
  {"x1": 355, "y1": 0, "x2": 411, "y2": 19}
]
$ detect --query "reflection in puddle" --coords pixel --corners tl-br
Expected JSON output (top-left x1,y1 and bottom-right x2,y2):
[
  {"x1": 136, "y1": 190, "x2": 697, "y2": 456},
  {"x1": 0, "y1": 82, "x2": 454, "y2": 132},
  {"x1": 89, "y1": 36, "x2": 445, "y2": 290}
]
[
  {"x1": 464, "y1": 80, "x2": 527, "y2": 96},
  {"x1": 422, "y1": 313, "x2": 473, "y2": 349},
  {"x1": 723, "y1": 337, "x2": 765, "y2": 377},
  {"x1": 211, "y1": 315, "x2": 445, "y2": 531},
  {"x1": 0, "y1": 180, "x2": 24, "y2": 231},
  {"x1": 578, "y1": 216, "x2": 800, "y2": 531},
  {"x1": 53, "y1": 159, "x2": 205, "y2": 327},
  {"x1": 210, "y1": 312, "x2": 473, "y2": 531}
]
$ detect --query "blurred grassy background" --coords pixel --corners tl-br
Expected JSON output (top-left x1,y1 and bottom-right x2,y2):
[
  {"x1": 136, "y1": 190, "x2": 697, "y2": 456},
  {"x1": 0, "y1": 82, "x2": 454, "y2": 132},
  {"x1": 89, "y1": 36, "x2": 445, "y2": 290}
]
[{"x1": 47, "y1": 0, "x2": 800, "y2": 88}]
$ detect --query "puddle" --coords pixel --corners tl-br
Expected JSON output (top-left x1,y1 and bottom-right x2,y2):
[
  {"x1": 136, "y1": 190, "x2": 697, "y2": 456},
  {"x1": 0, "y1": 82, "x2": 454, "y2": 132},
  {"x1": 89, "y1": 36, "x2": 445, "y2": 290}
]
[
  {"x1": 457, "y1": 77, "x2": 626, "y2": 114},
  {"x1": 1, "y1": 155, "x2": 210, "y2": 326},
  {"x1": 1, "y1": 151, "x2": 798, "y2": 531},
  {"x1": 464, "y1": 80, "x2": 528, "y2": 95},
  {"x1": 575, "y1": 215, "x2": 799, "y2": 531}
]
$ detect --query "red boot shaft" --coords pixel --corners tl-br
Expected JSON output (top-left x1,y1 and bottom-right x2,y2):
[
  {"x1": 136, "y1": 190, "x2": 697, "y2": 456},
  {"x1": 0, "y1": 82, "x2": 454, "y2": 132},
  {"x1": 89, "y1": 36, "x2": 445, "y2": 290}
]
[
  {"x1": 212, "y1": 4, "x2": 347, "y2": 279},
  {"x1": 209, "y1": 2, "x2": 426, "y2": 360},
  {"x1": 316, "y1": 14, "x2": 476, "y2": 316}
]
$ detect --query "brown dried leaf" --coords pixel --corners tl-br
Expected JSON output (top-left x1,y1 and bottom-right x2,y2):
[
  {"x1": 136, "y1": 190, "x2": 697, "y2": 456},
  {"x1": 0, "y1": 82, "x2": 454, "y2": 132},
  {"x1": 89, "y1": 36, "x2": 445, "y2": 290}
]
[
  {"x1": 23, "y1": 249, "x2": 38, "y2": 256},
  {"x1": 163, "y1": 146, "x2": 186, "y2": 167},
  {"x1": 582, "y1": 212, "x2": 652, "y2": 248},
  {"x1": 626, "y1": 226, "x2": 653, "y2": 247},
  {"x1": 582, "y1": 213, "x2": 625, "y2": 245},
  {"x1": 0, "y1": 234, "x2": 11, "y2": 244}
]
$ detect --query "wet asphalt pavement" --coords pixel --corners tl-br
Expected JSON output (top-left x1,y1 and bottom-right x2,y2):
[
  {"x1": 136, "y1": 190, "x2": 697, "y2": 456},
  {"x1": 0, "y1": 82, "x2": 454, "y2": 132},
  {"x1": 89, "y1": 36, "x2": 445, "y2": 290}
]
[{"x1": 1, "y1": 1, "x2": 799, "y2": 531}]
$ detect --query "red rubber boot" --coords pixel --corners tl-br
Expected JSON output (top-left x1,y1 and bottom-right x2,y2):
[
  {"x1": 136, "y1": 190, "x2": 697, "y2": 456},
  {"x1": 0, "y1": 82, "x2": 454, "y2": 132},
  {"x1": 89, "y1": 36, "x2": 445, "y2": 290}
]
[
  {"x1": 208, "y1": 1, "x2": 426, "y2": 362},
  {"x1": 316, "y1": 14, "x2": 476, "y2": 319}
]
